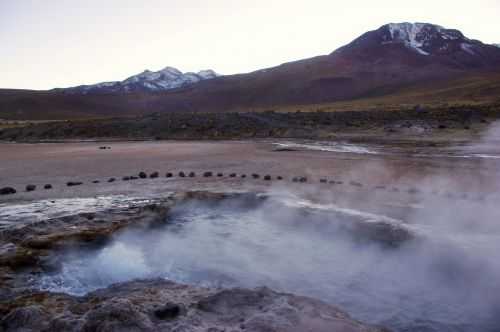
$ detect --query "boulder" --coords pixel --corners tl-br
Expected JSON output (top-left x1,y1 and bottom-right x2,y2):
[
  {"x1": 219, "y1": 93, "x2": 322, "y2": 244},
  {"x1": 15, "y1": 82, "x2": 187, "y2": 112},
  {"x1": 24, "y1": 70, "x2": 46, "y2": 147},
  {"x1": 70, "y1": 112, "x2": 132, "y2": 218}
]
[
  {"x1": 264, "y1": 175, "x2": 272, "y2": 181},
  {"x1": 408, "y1": 187, "x2": 420, "y2": 194},
  {"x1": 320, "y1": 179, "x2": 327, "y2": 183},
  {"x1": 44, "y1": 184, "x2": 53, "y2": 190},
  {"x1": 277, "y1": 176, "x2": 283, "y2": 180},
  {"x1": 92, "y1": 180, "x2": 100, "y2": 184},
  {"x1": 179, "y1": 171, "x2": 186, "y2": 178},
  {"x1": 0, "y1": 187, "x2": 17, "y2": 195},
  {"x1": 108, "y1": 178, "x2": 116, "y2": 183},
  {"x1": 67, "y1": 181, "x2": 83, "y2": 187},
  {"x1": 165, "y1": 172, "x2": 173, "y2": 178},
  {"x1": 217, "y1": 173, "x2": 224, "y2": 177},
  {"x1": 299, "y1": 177, "x2": 307, "y2": 183},
  {"x1": 149, "y1": 172, "x2": 159, "y2": 179},
  {"x1": 130, "y1": 176, "x2": 139, "y2": 180},
  {"x1": 188, "y1": 172, "x2": 196, "y2": 177},
  {"x1": 229, "y1": 173, "x2": 237, "y2": 178},
  {"x1": 122, "y1": 176, "x2": 131, "y2": 181},
  {"x1": 203, "y1": 172, "x2": 213, "y2": 177},
  {"x1": 252, "y1": 174, "x2": 260, "y2": 179},
  {"x1": 139, "y1": 172, "x2": 147, "y2": 179},
  {"x1": 241, "y1": 174, "x2": 247, "y2": 178},
  {"x1": 26, "y1": 184, "x2": 36, "y2": 192}
]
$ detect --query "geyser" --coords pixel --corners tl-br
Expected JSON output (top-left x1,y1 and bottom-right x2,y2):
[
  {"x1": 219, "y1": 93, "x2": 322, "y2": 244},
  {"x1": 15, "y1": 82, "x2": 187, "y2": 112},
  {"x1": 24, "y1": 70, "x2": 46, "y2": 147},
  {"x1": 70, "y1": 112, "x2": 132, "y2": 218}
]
[{"x1": 38, "y1": 194, "x2": 500, "y2": 332}]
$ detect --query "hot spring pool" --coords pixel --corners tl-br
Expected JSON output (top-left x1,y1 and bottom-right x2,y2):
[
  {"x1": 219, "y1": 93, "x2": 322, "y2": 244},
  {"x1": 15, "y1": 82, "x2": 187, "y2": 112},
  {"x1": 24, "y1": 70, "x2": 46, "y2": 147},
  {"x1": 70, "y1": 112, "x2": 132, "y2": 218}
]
[{"x1": 38, "y1": 194, "x2": 500, "y2": 332}]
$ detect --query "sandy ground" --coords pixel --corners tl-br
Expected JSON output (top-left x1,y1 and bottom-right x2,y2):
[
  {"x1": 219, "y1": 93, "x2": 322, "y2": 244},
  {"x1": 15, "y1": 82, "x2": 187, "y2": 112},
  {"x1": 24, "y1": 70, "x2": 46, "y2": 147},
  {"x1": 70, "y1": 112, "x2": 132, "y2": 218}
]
[{"x1": 1, "y1": 139, "x2": 499, "y2": 204}]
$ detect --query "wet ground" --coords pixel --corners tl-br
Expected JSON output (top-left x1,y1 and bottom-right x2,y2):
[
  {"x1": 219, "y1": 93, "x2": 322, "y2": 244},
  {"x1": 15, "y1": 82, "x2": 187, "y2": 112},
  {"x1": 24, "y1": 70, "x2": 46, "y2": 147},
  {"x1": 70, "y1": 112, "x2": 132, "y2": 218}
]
[{"x1": 1, "y1": 128, "x2": 500, "y2": 332}]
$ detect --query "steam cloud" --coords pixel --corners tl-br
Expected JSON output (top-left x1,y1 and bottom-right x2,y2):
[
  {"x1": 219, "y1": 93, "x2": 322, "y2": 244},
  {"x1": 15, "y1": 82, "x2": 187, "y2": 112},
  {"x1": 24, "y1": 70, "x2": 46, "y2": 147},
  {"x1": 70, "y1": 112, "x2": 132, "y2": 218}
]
[{"x1": 40, "y1": 122, "x2": 500, "y2": 332}]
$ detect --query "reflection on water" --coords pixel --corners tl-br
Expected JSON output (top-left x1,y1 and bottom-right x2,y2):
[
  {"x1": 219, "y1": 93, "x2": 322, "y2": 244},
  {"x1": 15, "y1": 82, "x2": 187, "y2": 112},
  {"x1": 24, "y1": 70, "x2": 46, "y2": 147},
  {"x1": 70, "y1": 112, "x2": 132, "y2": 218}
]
[
  {"x1": 38, "y1": 195, "x2": 500, "y2": 332},
  {"x1": 274, "y1": 140, "x2": 500, "y2": 160}
]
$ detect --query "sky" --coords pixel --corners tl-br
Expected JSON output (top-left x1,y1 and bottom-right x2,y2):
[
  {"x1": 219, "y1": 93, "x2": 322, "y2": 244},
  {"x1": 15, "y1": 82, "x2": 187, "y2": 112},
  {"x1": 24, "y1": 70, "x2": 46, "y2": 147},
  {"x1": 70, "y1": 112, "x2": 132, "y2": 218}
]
[{"x1": 1, "y1": 0, "x2": 500, "y2": 90}]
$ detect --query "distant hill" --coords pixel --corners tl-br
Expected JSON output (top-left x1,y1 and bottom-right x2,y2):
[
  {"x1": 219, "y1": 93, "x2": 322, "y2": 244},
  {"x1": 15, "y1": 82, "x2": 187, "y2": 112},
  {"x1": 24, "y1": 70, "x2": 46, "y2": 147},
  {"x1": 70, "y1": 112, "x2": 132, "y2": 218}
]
[
  {"x1": 1, "y1": 22, "x2": 500, "y2": 120},
  {"x1": 55, "y1": 67, "x2": 218, "y2": 94}
]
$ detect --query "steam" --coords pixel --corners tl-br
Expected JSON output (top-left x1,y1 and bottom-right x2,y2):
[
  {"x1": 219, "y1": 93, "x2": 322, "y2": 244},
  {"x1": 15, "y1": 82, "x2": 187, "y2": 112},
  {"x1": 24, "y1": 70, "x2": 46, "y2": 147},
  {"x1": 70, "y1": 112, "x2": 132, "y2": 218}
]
[{"x1": 38, "y1": 122, "x2": 500, "y2": 332}]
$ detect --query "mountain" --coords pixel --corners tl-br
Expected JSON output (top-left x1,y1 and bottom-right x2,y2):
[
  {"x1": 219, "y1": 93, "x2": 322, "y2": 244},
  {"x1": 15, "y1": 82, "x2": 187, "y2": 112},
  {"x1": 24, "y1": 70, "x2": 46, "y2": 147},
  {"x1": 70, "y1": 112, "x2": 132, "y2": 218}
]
[
  {"x1": 58, "y1": 67, "x2": 218, "y2": 94},
  {"x1": 1, "y1": 22, "x2": 500, "y2": 120},
  {"x1": 336, "y1": 23, "x2": 500, "y2": 68}
]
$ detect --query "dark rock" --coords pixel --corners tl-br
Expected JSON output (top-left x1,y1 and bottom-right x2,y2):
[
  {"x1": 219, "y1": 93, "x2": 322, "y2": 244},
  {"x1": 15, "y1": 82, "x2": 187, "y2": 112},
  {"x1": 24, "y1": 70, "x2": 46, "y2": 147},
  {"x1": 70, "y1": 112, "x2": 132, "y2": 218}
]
[
  {"x1": 408, "y1": 187, "x2": 420, "y2": 194},
  {"x1": 264, "y1": 175, "x2": 271, "y2": 181},
  {"x1": 277, "y1": 176, "x2": 283, "y2": 180},
  {"x1": 229, "y1": 173, "x2": 237, "y2": 177},
  {"x1": 1, "y1": 305, "x2": 49, "y2": 331},
  {"x1": 252, "y1": 174, "x2": 260, "y2": 179},
  {"x1": 241, "y1": 174, "x2": 247, "y2": 178},
  {"x1": 108, "y1": 178, "x2": 116, "y2": 183},
  {"x1": 217, "y1": 173, "x2": 223, "y2": 177},
  {"x1": 299, "y1": 177, "x2": 307, "y2": 183},
  {"x1": 26, "y1": 184, "x2": 36, "y2": 192},
  {"x1": 153, "y1": 302, "x2": 184, "y2": 320},
  {"x1": 273, "y1": 147, "x2": 298, "y2": 152},
  {"x1": 179, "y1": 171, "x2": 186, "y2": 177},
  {"x1": 165, "y1": 172, "x2": 173, "y2": 178},
  {"x1": 203, "y1": 172, "x2": 213, "y2": 177},
  {"x1": 92, "y1": 180, "x2": 100, "y2": 184},
  {"x1": 188, "y1": 172, "x2": 196, "y2": 177},
  {"x1": 80, "y1": 298, "x2": 154, "y2": 332},
  {"x1": 122, "y1": 176, "x2": 131, "y2": 181},
  {"x1": 130, "y1": 176, "x2": 139, "y2": 180},
  {"x1": 0, "y1": 187, "x2": 17, "y2": 195},
  {"x1": 320, "y1": 179, "x2": 327, "y2": 183},
  {"x1": 292, "y1": 177, "x2": 299, "y2": 183},
  {"x1": 139, "y1": 171, "x2": 147, "y2": 179},
  {"x1": 67, "y1": 181, "x2": 83, "y2": 187},
  {"x1": 44, "y1": 184, "x2": 53, "y2": 190},
  {"x1": 149, "y1": 172, "x2": 159, "y2": 179}
]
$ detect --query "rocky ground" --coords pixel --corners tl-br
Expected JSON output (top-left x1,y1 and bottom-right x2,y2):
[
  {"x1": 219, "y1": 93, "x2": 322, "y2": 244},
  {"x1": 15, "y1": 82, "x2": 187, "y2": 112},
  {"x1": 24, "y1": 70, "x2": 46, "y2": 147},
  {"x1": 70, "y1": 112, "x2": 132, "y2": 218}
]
[
  {"x1": 0, "y1": 191, "x2": 388, "y2": 332},
  {"x1": 1, "y1": 123, "x2": 500, "y2": 331},
  {"x1": 1, "y1": 106, "x2": 499, "y2": 142}
]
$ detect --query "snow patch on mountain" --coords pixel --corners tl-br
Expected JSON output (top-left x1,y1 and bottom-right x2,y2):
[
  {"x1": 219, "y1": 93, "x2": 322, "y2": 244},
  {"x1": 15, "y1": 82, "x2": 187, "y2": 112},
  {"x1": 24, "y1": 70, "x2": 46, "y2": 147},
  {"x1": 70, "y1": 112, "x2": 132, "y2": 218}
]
[
  {"x1": 461, "y1": 43, "x2": 476, "y2": 55},
  {"x1": 381, "y1": 22, "x2": 474, "y2": 56},
  {"x1": 61, "y1": 67, "x2": 219, "y2": 94}
]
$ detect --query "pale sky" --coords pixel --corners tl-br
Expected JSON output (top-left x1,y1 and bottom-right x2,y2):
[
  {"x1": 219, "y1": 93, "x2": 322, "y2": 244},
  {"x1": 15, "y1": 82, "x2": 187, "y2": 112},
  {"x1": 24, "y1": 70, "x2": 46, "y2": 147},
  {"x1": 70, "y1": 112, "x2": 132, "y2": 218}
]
[{"x1": 1, "y1": 0, "x2": 499, "y2": 90}]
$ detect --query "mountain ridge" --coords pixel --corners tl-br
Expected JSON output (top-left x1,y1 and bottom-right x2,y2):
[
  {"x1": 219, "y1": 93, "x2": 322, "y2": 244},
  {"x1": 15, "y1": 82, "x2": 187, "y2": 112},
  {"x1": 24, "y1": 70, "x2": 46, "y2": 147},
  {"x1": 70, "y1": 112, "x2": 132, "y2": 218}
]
[
  {"x1": 56, "y1": 67, "x2": 219, "y2": 94},
  {"x1": 1, "y1": 22, "x2": 500, "y2": 120}
]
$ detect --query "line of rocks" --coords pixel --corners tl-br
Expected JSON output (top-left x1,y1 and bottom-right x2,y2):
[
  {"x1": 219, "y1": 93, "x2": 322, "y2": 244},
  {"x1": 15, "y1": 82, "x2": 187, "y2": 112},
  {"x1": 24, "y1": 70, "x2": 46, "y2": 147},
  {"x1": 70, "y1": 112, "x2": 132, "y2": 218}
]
[{"x1": 0, "y1": 171, "x2": 492, "y2": 203}]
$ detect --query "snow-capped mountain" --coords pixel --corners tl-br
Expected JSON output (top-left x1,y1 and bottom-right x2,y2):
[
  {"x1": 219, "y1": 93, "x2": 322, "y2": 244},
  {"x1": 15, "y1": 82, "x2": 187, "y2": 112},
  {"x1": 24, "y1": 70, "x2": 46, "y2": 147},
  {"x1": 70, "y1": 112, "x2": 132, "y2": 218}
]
[
  {"x1": 60, "y1": 67, "x2": 219, "y2": 94},
  {"x1": 336, "y1": 22, "x2": 500, "y2": 68}
]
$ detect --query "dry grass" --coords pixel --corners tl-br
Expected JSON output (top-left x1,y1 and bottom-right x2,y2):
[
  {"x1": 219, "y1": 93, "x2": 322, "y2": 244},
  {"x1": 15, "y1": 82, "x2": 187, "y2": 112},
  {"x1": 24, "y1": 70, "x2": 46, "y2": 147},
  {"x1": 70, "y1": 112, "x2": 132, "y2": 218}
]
[{"x1": 249, "y1": 72, "x2": 500, "y2": 113}]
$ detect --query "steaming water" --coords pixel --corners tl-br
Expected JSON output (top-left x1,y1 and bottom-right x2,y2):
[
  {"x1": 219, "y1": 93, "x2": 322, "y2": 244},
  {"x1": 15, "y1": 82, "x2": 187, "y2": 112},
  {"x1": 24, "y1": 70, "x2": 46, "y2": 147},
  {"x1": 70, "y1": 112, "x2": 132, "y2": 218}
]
[{"x1": 38, "y1": 195, "x2": 500, "y2": 332}]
